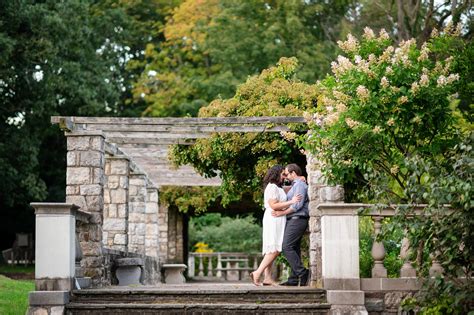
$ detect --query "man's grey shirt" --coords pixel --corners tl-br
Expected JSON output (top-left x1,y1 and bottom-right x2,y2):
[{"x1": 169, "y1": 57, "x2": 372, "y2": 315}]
[{"x1": 286, "y1": 179, "x2": 309, "y2": 218}]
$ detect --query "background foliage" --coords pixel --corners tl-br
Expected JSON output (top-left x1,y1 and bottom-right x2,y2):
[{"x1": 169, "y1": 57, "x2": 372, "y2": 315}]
[{"x1": 189, "y1": 213, "x2": 262, "y2": 253}]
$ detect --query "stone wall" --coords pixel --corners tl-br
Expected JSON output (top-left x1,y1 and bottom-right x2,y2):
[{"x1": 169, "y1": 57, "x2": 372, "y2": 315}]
[
  {"x1": 158, "y1": 202, "x2": 169, "y2": 262},
  {"x1": 65, "y1": 132, "x2": 106, "y2": 287},
  {"x1": 103, "y1": 156, "x2": 130, "y2": 252},
  {"x1": 128, "y1": 173, "x2": 147, "y2": 255},
  {"x1": 145, "y1": 187, "x2": 159, "y2": 258},
  {"x1": 365, "y1": 291, "x2": 415, "y2": 314}
]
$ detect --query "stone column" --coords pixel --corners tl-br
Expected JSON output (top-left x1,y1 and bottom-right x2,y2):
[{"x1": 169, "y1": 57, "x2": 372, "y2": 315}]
[
  {"x1": 30, "y1": 203, "x2": 77, "y2": 291},
  {"x1": 103, "y1": 155, "x2": 130, "y2": 252},
  {"x1": 128, "y1": 173, "x2": 147, "y2": 255},
  {"x1": 306, "y1": 153, "x2": 344, "y2": 288},
  {"x1": 145, "y1": 186, "x2": 159, "y2": 258},
  {"x1": 158, "y1": 202, "x2": 169, "y2": 262},
  {"x1": 65, "y1": 131, "x2": 106, "y2": 287},
  {"x1": 176, "y1": 213, "x2": 184, "y2": 263},
  {"x1": 167, "y1": 207, "x2": 177, "y2": 262},
  {"x1": 318, "y1": 203, "x2": 366, "y2": 314}
]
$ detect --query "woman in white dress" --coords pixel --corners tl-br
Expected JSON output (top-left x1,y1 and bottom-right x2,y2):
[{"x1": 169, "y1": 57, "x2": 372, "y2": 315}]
[{"x1": 250, "y1": 165, "x2": 302, "y2": 286}]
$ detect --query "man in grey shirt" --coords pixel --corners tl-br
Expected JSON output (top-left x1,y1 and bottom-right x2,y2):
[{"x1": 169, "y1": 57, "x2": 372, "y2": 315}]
[{"x1": 272, "y1": 163, "x2": 309, "y2": 286}]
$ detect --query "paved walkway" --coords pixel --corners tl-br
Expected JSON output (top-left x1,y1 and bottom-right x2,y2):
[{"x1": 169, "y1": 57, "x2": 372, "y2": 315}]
[{"x1": 81, "y1": 282, "x2": 319, "y2": 292}]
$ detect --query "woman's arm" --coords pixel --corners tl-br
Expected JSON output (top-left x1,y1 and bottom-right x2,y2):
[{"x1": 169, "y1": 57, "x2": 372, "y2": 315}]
[
  {"x1": 268, "y1": 194, "x2": 302, "y2": 211},
  {"x1": 271, "y1": 208, "x2": 294, "y2": 217}
]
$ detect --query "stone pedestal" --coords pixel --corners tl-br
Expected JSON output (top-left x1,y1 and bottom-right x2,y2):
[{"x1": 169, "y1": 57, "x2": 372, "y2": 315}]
[
  {"x1": 31, "y1": 203, "x2": 79, "y2": 291},
  {"x1": 162, "y1": 264, "x2": 187, "y2": 284},
  {"x1": 318, "y1": 203, "x2": 367, "y2": 313},
  {"x1": 115, "y1": 258, "x2": 143, "y2": 286}
]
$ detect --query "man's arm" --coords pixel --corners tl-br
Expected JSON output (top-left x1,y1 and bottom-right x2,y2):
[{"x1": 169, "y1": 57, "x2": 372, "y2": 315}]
[{"x1": 287, "y1": 182, "x2": 307, "y2": 213}]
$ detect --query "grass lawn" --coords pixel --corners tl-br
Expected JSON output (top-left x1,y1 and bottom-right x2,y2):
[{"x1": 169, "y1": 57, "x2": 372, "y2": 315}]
[{"x1": 0, "y1": 274, "x2": 34, "y2": 315}]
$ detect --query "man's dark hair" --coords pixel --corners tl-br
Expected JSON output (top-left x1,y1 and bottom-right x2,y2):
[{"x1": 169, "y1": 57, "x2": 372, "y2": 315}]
[
  {"x1": 286, "y1": 163, "x2": 302, "y2": 176},
  {"x1": 263, "y1": 165, "x2": 284, "y2": 189}
]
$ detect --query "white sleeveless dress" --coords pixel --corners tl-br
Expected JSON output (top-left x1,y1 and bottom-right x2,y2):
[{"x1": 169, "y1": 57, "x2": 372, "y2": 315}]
[{"x1": 262, "y1": 183, "x2": 287, "y2": 254}]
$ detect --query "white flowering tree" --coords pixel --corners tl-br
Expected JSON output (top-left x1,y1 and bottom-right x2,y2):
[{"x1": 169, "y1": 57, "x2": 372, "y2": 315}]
[{"x1": 305, "y1": 25, "x2": 466, "y2": 203}]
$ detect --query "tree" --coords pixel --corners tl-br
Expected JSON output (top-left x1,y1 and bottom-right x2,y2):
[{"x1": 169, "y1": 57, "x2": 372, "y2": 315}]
[
  {"x1": 0, "y1": 0, "x2": 158, "y2": 249},
  {"x1": 305, "y1": 25, "x2": 468, "y2": 202},
  {"x1": 132, "y1": 0, "x2": 352, "y2": 117},
  {"x1": 347, "y1": 0, "x2": 473, "y2": 43}
]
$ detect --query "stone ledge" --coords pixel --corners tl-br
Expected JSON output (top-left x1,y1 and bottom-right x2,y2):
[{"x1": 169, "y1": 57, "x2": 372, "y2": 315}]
[
  {"x1": 361, "y1": 278, "x2": 421, "y2": 291},
  {"x1": 65, "y1": 131, "x2": 105, "y2": 138},
  {"x1": 323, "y1": 278, "x2": 360, "y2": 290},
  {"x1": 116, "y1": 258, "x2": 144, "y2": 266},
  {"x1": 29, "y1": 291, "x2": 70, "y2": 306},
  {"x1": 327, "y1": 290, "x2": 365, "y2": 305}
]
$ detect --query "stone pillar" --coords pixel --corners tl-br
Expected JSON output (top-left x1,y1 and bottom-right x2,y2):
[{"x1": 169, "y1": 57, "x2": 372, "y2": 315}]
[
  {"x1": 167, "y1": 207, "x2": 177, "y2": 262},
  {"x1": 103, "y1": 155, "x2": 130, "y2": 252},
  {"x1": 128, "y1": 173, "x2": 147, "y2": 255},
  {"x1": 318, "y1": 203, "x2": 367, "y2": 314},
  {"x1": 145, "y1": 186, "x2": 159, "y2": 258},
  {"x1": 176, "y1": 213, "x2": 184, "y2": 263},
  {"x1": 158, "y1": 202, "x2": 169, "y2": 262},
  {"x1": 65, "y1": 131, "x2": 106, "y2": 287},
  {"x1": 306, "y1": 153, "x2": 344, "y2": 288},
  {"x1": 31, "y1": 203, "x2": 77, "y2": 291}
]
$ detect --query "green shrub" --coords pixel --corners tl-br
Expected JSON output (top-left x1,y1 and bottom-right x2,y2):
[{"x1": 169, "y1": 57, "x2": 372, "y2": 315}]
[{"x1": 189, "y1": 213, "x2": 262, "y2": 253}]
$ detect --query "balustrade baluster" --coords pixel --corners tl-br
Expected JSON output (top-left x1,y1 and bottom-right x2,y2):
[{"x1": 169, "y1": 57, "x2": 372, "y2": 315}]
[
  {"x1": 371, "y1": 216, "x2": 387, "y2": 278},
  {"x1": 216, "y1": 253, "x2": 223, "y2": 278},
  {"x1": 253, "y1": 256, "x2": 258, "y2": 270},
  {"x1": 400, "y1": 236, "x2": 416, "y2": 277},
  {"x1": 207, "y1": 256, "x2": 214, "y2": 277},
  {"x1": 198, "y1": 254, "x2": 204, "y2": 277},
  {"x1": 188, "y1": 254, "x2": 195, "y2": 278}
]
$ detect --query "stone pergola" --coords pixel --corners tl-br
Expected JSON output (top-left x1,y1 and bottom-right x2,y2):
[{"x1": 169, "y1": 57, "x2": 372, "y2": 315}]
[{"x1": 49, "y1": 115, "x2": 340, "y2": 288}]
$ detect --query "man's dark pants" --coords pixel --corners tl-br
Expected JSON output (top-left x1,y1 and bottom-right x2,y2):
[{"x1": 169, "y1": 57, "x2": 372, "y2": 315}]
[{"x1": 282, "y1": 217, "x2": 309, "y2": 284}]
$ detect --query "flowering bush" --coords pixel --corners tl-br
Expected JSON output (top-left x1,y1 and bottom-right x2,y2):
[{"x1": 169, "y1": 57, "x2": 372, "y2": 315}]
[{"x1": 305, "y1": 25, "x2": 466, "y2": 202}]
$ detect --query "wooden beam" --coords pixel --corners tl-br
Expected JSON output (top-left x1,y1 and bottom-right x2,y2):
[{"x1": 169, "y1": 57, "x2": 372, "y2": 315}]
[
  {"x1": 86, "y1": 124, "x2": 291, "y2": 133},
  {"x1": 52, "y1": 116, "x2": 306, "y2": 125},
  {"x1": 108, "y1": 137, "x2": 197, "y2": 145}
]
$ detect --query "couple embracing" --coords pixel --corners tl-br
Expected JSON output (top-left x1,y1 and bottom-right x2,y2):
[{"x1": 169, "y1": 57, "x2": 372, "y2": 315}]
[{"x1": 250, "y1": 163, "x2": 310, "y2": 286}]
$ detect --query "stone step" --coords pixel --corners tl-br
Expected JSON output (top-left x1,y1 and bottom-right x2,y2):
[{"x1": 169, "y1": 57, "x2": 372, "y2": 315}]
[
  {"x1": 70, "y1": 287, "x2": 327, "y2": 304},
  {"x1": 66, "y1": 302, "x2": 331, "y2": 314}
]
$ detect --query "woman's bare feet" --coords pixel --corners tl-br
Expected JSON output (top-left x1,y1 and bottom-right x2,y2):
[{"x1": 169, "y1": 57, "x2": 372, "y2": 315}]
[
  {"x1": 250, "y1": 272, "x2": 262, "y2": 286},
  {"x1": 262, "y1": 278, "x2": 279, "y2": 286}
]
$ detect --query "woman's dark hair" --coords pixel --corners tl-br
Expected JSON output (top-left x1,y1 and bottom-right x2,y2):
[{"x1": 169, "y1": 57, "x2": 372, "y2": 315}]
[{"x1": 263, "y1": 165, "x2": 284, "y2": 189}]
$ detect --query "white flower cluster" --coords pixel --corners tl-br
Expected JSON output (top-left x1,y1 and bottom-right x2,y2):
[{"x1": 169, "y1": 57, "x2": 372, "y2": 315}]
[
  {"x1": 337, "y1": 34, "x2": 359, "y2": 54},
  {"x1": 356, "y1": 85, "x2": 369, "y2": 102}
]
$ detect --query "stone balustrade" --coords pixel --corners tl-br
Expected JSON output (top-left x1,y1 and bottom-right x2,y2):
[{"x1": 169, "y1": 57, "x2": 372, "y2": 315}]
[
  {"x1": 188, "y1": 252, "x2": 274, "y2": 281},
  {"x1": 314, "y1": 203, "x2": 441, "y2": 313}
]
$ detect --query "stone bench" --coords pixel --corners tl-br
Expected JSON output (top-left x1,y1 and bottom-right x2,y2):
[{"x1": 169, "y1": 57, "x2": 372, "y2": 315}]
[
  {"x1": 162, "y1": 264, "x2": 187, "y2": 284},
  {"x1": 115, "y1": 258, "x2": 144, "y2": 286}
]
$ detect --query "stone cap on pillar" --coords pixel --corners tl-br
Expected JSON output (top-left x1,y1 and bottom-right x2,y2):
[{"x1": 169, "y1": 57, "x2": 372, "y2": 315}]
[
  {"x1": 30, "y1": 203, "x2": 91, "y2": 223},
  {"x1": 315, "y1": 203, "x2": 429, "y2": 217}
]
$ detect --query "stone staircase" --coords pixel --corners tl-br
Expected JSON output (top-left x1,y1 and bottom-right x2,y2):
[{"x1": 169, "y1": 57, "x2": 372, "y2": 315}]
[{"x1": 66, "y1": 286, "x2": 331, "y2": 314}]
